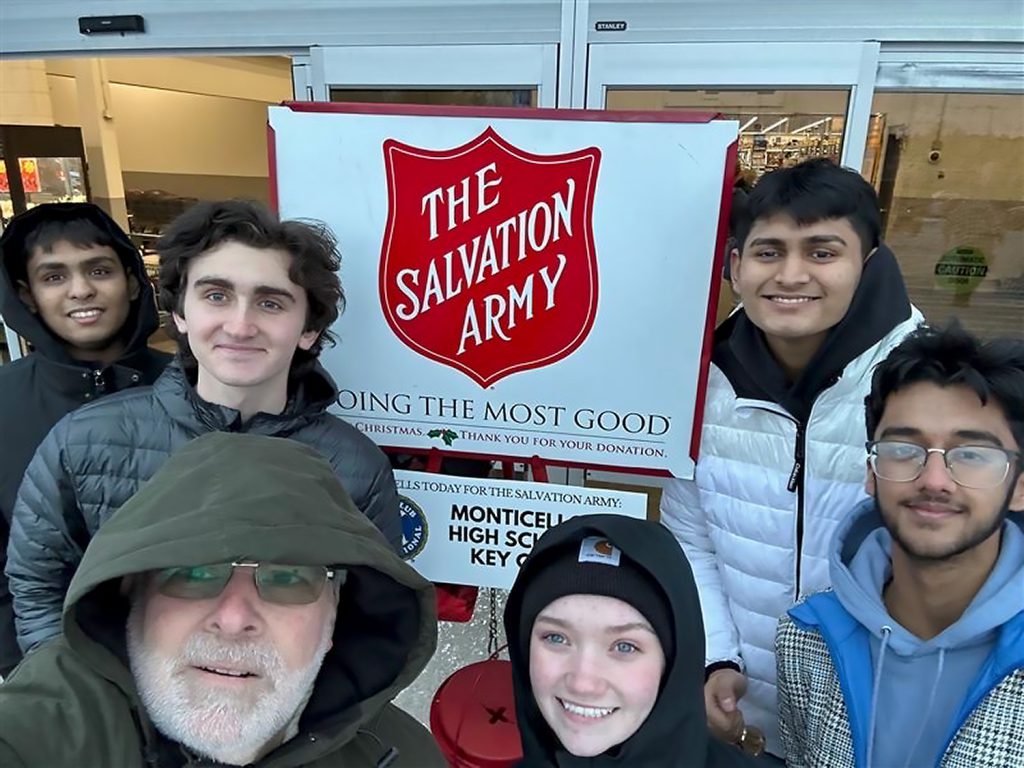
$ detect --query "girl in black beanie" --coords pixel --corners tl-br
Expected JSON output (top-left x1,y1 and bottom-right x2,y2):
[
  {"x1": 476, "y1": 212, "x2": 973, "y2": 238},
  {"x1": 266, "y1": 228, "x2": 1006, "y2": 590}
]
[{"x1": 504, "y1": 514, "x2": 758, "y2": 767}]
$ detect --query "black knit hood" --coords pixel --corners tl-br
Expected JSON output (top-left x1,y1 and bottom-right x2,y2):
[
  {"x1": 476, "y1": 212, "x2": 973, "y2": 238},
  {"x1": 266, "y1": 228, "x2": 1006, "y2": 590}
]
[{"x1": 504, "y1": 515, "x2": 756, "y2": 768}]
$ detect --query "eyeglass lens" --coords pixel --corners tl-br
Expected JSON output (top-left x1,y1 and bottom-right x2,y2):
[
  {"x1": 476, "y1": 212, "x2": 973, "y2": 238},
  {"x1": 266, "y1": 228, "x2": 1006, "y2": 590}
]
[
  {"x1": 154, "y1": 563, "x2": 330, "y2": 605},
  {"x1": 870, "y1": 441, "x2": 1010, "y2": 488}
]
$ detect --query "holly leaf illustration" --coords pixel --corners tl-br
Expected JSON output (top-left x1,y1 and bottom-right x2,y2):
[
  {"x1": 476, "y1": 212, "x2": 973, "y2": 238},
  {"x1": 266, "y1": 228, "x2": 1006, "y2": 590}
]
[{"x1": 427, "y1": 428, "x2": 458, "y2": 446}]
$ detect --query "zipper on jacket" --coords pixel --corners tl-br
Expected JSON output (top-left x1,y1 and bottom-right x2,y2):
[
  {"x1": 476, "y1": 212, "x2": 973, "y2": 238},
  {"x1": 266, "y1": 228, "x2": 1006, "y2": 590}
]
[
  {"x1": 789, "y1": 422, "x2": 807, "y2": 597},
  {"x1": 93, "y1": 368, "x2": 107, "y2": 395},
  {"x1": 734, "y1": 400, "x2": 809, "y2": 598}
]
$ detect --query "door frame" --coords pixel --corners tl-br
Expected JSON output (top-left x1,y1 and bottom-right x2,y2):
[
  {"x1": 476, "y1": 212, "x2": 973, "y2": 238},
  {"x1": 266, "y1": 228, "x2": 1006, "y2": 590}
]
[
  {"x1": 875, "y1": 44, "x2": 1024, "y2": 93},
  {"x1": 307, "y1": 44, "x2": 559, "y2": 107}
]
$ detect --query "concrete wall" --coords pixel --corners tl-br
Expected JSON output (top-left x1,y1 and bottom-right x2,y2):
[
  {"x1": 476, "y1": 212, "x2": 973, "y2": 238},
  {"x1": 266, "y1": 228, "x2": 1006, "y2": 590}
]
[{"x1": 0, "y1": 60, "x2": 54, "y2": 124}]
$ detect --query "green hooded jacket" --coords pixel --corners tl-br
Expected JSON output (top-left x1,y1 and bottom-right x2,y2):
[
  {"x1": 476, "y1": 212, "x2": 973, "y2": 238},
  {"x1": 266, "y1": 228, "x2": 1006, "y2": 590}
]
[{"x1": 0, "y1": 432, "x2": 444, "y2": 768}]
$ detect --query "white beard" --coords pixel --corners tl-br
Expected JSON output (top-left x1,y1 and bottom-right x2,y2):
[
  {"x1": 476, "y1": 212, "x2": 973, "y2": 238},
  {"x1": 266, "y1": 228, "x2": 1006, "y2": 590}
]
[{"x1": 127, "y1": 604, "x2": 334, "y2": 766}]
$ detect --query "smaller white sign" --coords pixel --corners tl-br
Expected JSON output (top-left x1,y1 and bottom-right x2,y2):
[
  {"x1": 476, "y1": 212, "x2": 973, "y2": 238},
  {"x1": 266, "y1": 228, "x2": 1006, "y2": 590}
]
[{"x1": 395, "y1": 470, "x2": 647, "y2": 589}]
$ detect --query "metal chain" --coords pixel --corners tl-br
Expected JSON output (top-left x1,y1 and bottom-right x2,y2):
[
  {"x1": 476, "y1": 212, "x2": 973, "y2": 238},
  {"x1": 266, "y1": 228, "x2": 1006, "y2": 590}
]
[{"x1": 487, "y1": 587, "x2": 499, "y2": 657}]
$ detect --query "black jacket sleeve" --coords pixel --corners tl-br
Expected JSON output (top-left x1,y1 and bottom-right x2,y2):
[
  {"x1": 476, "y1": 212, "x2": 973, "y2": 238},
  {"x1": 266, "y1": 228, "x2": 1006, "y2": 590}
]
[
  {"x1": 361, "y1": 454, "x2": 402, "y2": 553},
  {"x1": 319, "y1": 419, "x2": 403, "y2": 554},
  {"x1": 0, "y1": 534, "x2": 20, "y2": 676},
  {"x1": 5, "y1": 421, "x2": 88, "y2": 654}
]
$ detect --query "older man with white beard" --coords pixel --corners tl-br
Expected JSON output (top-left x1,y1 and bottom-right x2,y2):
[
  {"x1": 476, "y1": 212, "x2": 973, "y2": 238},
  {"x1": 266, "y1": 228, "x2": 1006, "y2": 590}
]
[
  {"x1": 0, "y1": 433, "x2": 444, "y2": 768},
  {"x1": 124, "y1": 560, "x2": 340, "y2": 765}
]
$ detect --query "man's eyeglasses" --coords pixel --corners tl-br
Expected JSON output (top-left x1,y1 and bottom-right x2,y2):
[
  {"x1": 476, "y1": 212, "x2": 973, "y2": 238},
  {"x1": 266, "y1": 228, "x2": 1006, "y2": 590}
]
[
  {"x1": 866, "y1": 440, "x2": 1020, "y2": 489},
  {"x1": 153, "y1": 561, "x2": 341, "y2": 605}
]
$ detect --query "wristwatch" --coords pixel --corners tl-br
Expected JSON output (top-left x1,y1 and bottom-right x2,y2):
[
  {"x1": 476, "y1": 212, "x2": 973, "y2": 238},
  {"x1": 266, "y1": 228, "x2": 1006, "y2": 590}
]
[{"x1": 736, "y1": 725, "x2": 766, "y2": 756}]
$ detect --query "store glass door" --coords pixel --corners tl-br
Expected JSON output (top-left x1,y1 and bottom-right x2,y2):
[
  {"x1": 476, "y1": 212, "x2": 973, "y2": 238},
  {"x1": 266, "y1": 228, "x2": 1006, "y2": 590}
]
[
  {"x1": 307, "y1": 44, "x2": 558, "y2": 108},
  {"x1": 587, "y1": 42, "x2": 880, "y2": 172},
  {"x1": 606, "y1": 89, "x2": 853, "y2": 178},
  {"x1": 865, "y1": 51, "x2": 1024, "y2": 339}
]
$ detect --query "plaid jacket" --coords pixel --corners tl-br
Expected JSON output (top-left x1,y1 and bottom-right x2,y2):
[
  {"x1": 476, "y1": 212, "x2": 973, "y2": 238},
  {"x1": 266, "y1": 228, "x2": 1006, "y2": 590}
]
[{"x1": 776, "y1": 599, "x2": 1024, "y2": 768}]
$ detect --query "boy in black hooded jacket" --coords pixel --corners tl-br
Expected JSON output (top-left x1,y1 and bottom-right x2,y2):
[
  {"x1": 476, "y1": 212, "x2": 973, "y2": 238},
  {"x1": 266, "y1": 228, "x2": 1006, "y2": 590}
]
[
  {"x1": 0, "y1": 203, "x2": 170, "y2": 674},
  {"x1": 504, "y1": 514, "x2": 757, "y2": 768}
]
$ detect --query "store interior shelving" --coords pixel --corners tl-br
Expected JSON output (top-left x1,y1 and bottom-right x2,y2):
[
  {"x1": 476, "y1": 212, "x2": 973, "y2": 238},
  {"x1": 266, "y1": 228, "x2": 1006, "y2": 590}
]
[{"x1": 733, "y1": 114, "x2": 845, "y2": 176}]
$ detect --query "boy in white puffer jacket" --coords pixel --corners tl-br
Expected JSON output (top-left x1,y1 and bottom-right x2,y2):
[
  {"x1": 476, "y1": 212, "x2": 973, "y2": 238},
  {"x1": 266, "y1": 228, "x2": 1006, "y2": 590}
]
[{"x1": 659, "y1": 159, "x2": 921, "y2": 762}]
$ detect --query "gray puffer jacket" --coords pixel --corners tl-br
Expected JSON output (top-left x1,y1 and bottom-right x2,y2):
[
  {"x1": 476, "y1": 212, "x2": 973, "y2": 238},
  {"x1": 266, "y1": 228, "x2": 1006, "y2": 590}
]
[{"x1": 6, "y1": 358, "x2": 401, "y2": 653}]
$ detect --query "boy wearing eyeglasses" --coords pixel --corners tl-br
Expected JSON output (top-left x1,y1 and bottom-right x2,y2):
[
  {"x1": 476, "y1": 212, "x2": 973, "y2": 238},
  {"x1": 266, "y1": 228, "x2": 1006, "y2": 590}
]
[
  {"x1": 0, "y1": 433, "x2": 444, "y2": 768},
  {"x1": 776, "y1": 324, "x2": 1024, "y2": 768}
]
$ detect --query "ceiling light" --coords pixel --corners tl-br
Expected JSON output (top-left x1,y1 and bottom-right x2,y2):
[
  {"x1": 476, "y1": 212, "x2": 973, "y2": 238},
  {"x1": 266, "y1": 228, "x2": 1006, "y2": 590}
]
[
  {"x1": 792, "y1": 117, "x2": 830, "y2": 134},
  {"x1": 761, "y1": 118, "x2": 788, "y2": 132}
]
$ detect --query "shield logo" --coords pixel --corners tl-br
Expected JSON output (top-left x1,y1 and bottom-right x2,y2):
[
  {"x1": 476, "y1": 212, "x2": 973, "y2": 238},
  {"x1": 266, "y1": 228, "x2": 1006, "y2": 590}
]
[{"x1": 379, "y1": 126, "x2": 601, "y2": 387}]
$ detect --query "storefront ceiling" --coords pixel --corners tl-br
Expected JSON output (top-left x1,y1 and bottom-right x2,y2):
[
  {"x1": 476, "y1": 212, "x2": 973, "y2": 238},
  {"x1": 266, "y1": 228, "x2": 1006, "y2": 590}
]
[
  {"x1": 0, "y1": 0, "x2": 1020, "y2": 58},
  {"x1": 0, "y1": 0, "x2": 563, "y2": 56}
]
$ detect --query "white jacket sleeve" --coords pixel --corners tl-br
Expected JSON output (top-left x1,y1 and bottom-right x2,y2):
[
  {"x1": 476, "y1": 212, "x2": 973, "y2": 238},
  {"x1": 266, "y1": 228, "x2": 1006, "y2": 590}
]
[{"x1": 659, "y1": 476, "x2": 742, "y2": 667}]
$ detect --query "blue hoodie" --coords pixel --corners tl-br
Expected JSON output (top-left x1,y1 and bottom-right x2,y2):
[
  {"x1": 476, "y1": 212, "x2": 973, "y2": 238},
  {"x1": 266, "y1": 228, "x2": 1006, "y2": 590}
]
[{"x1": 789, "y1": 499, "x2": 1024, "y2": 768}]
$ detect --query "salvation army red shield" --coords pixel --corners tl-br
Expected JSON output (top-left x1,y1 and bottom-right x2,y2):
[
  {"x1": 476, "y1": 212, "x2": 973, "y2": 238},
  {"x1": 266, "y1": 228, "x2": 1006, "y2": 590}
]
[{"x1": 379, "y1": 127, "x2": 601, "y2": 387}]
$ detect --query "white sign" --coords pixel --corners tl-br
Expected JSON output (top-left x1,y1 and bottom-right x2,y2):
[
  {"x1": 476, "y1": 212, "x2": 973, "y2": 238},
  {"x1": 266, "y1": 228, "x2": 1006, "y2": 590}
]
[
  {"x1": 270, "y1": 103, "x2": 738, "y2": 478},
  {"x1": 395, "y1": 471, "x2": 648, "y2": 589}
]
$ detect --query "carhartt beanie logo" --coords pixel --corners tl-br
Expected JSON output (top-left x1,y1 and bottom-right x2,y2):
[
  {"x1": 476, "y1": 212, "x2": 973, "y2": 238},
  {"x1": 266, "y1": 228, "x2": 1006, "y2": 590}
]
[
  {"x1": 578, "y1": 536, "x2": 621, "y2": 565},
  {"x1": 519, "y1": 535, "x2": 675, "y2": 659}
]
